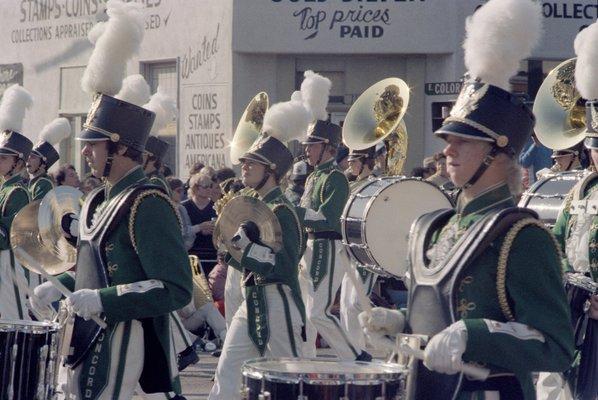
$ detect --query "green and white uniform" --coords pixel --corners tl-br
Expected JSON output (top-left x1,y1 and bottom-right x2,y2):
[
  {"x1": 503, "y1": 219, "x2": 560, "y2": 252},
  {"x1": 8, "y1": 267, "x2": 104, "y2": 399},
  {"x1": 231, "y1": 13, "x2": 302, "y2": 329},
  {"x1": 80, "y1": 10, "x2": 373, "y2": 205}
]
[
  {"x1": 57, "y1": 167, "x2": 192, "y2": 400},
  {"x1": 28, "y1": 173, "x2": 54, "y2": 201},
  {"x1": 0, "y1": 174, "x2": 38, "y2": 319},
  {"x1": 297, "y1": 158, "x2": 361, "y2": 360},
  {"x1": 209, "y1": 187, "x2": 305, "y2": 400}
]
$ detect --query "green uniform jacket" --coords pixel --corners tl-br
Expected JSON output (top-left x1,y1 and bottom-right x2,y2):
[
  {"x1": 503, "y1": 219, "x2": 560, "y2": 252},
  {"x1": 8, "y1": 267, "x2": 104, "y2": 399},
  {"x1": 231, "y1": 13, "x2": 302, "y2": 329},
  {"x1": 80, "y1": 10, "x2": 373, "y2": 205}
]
[
  {"x1": 428, "y1": 183, "x2": 573, "y2": 399},
  {"x1": 553, "y1": 173, "x2": 598, "y2": 282},
  {"x1": 28, "y1": 173, "x2": 54, "y2": 201},
  {"x1": 296, "y1": 159, "x2": 349, "y2": 235},
  {"x1": 0, "y1": 174, "x2": 30, "y2": 250},
  {"x1": 147, "y1": 170, "x2": 172, "y2": 198},
  {"x1": 58, "y1": 167, "x2": 192, "y2": 391}
]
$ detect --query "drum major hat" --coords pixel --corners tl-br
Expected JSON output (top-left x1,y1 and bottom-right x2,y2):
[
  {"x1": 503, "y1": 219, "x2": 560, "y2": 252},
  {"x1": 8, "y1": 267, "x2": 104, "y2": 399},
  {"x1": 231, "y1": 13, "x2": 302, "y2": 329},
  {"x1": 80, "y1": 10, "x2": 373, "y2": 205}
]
[
  {"x1": 302, "y1": 120, "x2": 342, "y2": 147},
  {"x1": 0, "y1": 84, "x2": 34, "y2": 160},
  {"x1": 31, "y1": 117, "x2": 71, "y2": 168},
  {"x1": 144, "y1": 135, "x2": 169, "y2": 160},
  {"x1": 77, "y1": 94, "x2": 155, "y2": 153},
  {"x1": 239, "y1": 135, "x2": 294, "y2": 180},
  {"x1": 0, "y1": 131, "x2": 33, "y2": 160}
]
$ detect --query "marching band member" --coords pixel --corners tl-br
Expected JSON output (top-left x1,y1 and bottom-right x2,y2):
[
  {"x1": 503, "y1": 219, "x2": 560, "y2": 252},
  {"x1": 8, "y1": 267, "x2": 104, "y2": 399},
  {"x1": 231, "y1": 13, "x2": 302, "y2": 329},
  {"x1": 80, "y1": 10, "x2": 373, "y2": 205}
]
[
  {"x1": 536, "y1": 146, "x2": 584, "y2": 180},
  {"x1": 0, "y1": 84, "x2": 34, "y2": 320},
  {"x1": 339, "y1": 145, "x2": 377, "y2": 359},
  {"x1": 30, "y1": 2, "x2": 192, "y2": 398},
  {"x1": 296, "y1": 71, "x2": 364, "y2": 361},
  {"x1": 551, "y1": 21, "x2": 598, "y2": 400},
  {"x1": 360, "y1": 1, "x2": 574, "y2": 399},
  {"x1": 209, "y1": 93, "x2": 307, "y2": 400},
  {"x1": 27, "y1": 118, "x2": 71, "y2": 200}
]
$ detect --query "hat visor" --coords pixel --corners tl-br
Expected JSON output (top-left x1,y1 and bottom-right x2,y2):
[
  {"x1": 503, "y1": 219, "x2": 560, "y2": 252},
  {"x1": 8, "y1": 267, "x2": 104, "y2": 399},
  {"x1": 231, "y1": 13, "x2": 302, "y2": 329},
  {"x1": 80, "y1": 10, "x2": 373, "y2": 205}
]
[
  {"x1": 434, "y1": 121, "x2": 495, "y2": 143},
  {"x1": 238, "y1": 152, "x2": 271, "y2": 167},
  {"x1": 301, "y1": 136, "x2": 328, "y2": 145},
  {"x1": 30, "y1": 149, "x2": 43, "y2": 159},
  {"x1": 0, "y1": 148, "x2": 19, "y2": 157},
  {"x1": 584, "y1": 137, "x2": 598, "y2": 150},
  {"x1": 76, "y1": 127, "x2": 110, "y2": 142},
  {"x1": 347, "y1": 155, "x2": 365, "y2": 161}
]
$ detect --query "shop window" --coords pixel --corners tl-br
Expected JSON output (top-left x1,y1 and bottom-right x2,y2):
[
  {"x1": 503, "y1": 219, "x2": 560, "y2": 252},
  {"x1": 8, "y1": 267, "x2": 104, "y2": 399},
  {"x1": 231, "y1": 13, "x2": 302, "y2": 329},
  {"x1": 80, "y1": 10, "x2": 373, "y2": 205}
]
[{"x1": 431, "y1": 101, "x2": 454, "y2": 132}]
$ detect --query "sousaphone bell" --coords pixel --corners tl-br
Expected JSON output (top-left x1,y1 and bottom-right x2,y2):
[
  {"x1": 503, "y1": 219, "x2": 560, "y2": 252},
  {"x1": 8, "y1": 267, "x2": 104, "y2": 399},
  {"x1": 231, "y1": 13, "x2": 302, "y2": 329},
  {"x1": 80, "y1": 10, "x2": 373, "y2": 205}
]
[
  {"x1": 230, "y1": 92, "x2": 269, "y2": 164},
  {"x1": 534, "y1": 58, "x2": 587, "y2": 150}
]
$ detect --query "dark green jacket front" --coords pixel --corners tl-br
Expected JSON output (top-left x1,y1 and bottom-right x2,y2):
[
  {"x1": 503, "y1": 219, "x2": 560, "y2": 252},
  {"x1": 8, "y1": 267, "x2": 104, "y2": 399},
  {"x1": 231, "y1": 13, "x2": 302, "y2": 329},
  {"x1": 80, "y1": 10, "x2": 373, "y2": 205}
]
[
  {"x1": 0, "y1": 174, "x2": 30, "y2": 250},
  {"x1": 28, "y1": 173, "x2": 54, "y2": 201}
]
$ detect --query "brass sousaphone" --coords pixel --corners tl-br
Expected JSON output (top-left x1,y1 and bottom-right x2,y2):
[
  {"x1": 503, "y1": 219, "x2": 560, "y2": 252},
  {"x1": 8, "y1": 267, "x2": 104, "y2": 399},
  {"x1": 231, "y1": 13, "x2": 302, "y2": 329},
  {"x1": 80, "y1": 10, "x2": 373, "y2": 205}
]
[
  {"x1": 230, "y1": 92, "x2": 269, "y2": 164},
  {"x1": 343, "y1": 78, "x2": 410, "y2": 175},
  {"x1": 534, "y1": 58, "x2": 587, "y2": 150}
]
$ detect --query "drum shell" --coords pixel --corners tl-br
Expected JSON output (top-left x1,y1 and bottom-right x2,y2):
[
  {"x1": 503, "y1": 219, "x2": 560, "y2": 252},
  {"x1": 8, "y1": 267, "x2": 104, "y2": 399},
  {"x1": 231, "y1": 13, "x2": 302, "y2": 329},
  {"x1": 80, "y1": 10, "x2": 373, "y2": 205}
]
[{"x1": 0, "y1": 320, "x2": 59, "y2": 400}]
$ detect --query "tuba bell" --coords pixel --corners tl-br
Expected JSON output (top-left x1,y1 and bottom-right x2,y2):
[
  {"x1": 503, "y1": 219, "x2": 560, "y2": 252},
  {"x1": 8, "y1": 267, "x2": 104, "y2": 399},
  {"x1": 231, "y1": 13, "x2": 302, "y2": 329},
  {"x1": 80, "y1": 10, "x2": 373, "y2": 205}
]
[
  {"x1": 230, "y1": 92, "x2": 269, "y2": 164},
  {"x1": 534, "y1": 58, "x2": 587, "y2": 151}
]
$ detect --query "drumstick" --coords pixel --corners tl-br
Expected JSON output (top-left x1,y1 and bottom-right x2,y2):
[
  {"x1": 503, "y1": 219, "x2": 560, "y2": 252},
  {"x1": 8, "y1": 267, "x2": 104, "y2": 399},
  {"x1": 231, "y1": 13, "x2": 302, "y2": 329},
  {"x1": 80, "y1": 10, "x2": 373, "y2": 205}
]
[
  {"x1": 14, "y1": 248, "x2": 108, "y2": 329},
  {"x1": 8, "y1": 263, "x2": 56, "y2": 320},
  {"x1": 345, "y1": 263, "x2": 490, "y2": 380}
]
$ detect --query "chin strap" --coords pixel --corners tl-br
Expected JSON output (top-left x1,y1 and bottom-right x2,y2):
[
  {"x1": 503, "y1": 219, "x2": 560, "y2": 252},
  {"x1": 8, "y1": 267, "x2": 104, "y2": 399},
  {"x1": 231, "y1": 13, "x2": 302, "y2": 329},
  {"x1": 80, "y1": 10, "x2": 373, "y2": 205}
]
[
  {"x1": 102, "y1": 142, "x2": 118, "y2": 179},
  {"x1": 7, "y1": 158, "x2": 20, "y2": 178},
  {"x1": 254, "y1": 168, "x2": 272, "y2": 192},
  {"x1": 315, "y1": 143, "x2": 327, "y2": 166},
  {"x1": 462, "y1": 146, "x2": 499, "y2": 189}
]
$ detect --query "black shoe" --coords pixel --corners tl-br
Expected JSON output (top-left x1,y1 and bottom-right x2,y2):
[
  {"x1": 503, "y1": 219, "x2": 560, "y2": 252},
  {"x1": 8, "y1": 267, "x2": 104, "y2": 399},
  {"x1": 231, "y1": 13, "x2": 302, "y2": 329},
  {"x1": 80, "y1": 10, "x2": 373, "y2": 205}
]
[
  {"x1": 355, "y1": 351, "x2": 372, "y2": 362},
  {"x1": 211, "y1": 350, "x2": 222, "y2": 357},
  {"x1": 177, "y1": 346, "x2": 199, "y2": 371}
]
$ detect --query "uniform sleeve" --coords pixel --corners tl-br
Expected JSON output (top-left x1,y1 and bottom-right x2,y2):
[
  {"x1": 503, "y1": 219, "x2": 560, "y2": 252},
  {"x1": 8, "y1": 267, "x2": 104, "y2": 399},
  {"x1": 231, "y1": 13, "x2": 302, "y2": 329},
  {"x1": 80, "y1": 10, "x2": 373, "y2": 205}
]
[
  {"x1": 224, "y1": 252, "x2": 242, "y2": 272},
  {"x1": 99, "y1": 195, "x2": 193, "y2": 324},
  {"x1": 0, "y1": 188, "x2": 29, "y2": 250},
  {"x1": 297, "y1": 171, "x2": 349, "y2": 231},
  {"x1": 552, "y1": 194, "x2": 573, "y2": 273},
  {"x1": 31, "y1": 179, "x2": 53, "y2": 201},
  {"x1": 462, "y1": 225, "x2": 574, "y2": 375},
  {"x1": 241, "y1": 205, "x2": 300, "y2": 276}
]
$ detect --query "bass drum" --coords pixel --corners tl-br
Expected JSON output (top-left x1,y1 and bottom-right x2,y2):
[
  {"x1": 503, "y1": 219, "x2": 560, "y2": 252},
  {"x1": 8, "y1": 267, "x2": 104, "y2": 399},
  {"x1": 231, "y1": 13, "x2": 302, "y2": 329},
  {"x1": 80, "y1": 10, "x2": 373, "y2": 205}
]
[
  {"x1": 518, "y1": 171, "x2": 585, "y2": 227},
  {"x1": 341, "y1": 177, "x2": 453, "y2": 279}
]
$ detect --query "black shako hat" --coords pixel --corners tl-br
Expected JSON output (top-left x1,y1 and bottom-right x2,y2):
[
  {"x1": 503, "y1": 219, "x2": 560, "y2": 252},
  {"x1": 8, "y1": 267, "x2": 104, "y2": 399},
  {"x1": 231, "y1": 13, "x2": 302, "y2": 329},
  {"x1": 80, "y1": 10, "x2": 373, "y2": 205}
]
[
  {"x1": 239, "y1": 135, "x2": 293, "y2": 180},
  {"x1": 31, "y1": 141, "x2": 60, "y2": 167},
  {"x1": 435, "y1": 78, "x2": 535, "y2": 156},
  {"x1": 0, "y1": 130, "x2": 33, "y2": 160},
  {"x1": 302, "y1": 120, "x2": 342, "y2": 147},
  {"x1": 77, "y1": 94, "x2": 155, "y2": 152},
  {"x1": 348, "y1": 145, "x2": 376, "y2": 161},
  {"x1": 145, "y1": 136, "x2": 169, "y2": 160}
]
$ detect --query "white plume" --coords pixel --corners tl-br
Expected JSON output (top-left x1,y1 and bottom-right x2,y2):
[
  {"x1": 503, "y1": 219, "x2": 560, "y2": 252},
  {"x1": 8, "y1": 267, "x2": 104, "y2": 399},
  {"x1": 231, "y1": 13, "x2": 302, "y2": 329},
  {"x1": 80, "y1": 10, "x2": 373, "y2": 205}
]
[
  {"x1": 0, "y1": 84, "x2": 33, "y2": 133},
  {"x1": 87, "y1": 21, "x2": 106, "y2": 45},
  {"x1": 115, "y1": 74, "x2": 151, "y2": 106},
  {"x1": 143, "y1": 87, "x2": 177, "y2": 136},
  {"x1": 39, "y1": 118, "x2": 71, "y2": 145},
  {"x1": 574, "y1": 22, "x2": 598, "y2": 100},
  {"x1": 262, "y1": 91, "x2": 312, "y2": 143},
  {"x1": 300, "y1": 70, "x2": 331, "y2": 121},
  {"x1": 463, "y1": 0, "x2": 543, "y2": 90},
  {"x1": 81, "y1": 0, "x2": 145, "y2": 96}
]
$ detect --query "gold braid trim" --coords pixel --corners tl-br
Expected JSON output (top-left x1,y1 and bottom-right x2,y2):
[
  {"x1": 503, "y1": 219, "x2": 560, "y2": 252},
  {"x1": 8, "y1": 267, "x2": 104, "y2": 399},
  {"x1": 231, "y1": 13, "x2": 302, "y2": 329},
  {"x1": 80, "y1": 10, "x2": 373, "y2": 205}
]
[
  {"x1": 273, "y1": 202, "x2": 304, "y2": 255},
  {"x1": 497, "y1": 218, "x2": 563, "y2": 322},
  {"x1": 128, "y1": 189, "x2": 182, "y2": 254}
]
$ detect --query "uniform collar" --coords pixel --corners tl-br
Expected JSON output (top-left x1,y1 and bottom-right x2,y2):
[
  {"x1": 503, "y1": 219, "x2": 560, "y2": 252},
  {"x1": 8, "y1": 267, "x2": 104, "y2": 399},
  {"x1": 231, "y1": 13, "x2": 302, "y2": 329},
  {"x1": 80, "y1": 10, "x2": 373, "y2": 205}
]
[
  {"x1": 315, "y1": 158, "x2": 335, "y2": 172},
  {"x1": 261, "y1": 186, "x2": 282, "y2": 203},
  {"x1": 2, "y1": 174, "x2": 23, "y2": 188},
  {"x1": 106, "y1": 166, "x2": 146, "y2": 200},
  {"x1": 456, "y1": 182, "x2": 514, "y2": 216},
  {"x1": 29, "y1": 173, "x2": 49, "y2": 185}
]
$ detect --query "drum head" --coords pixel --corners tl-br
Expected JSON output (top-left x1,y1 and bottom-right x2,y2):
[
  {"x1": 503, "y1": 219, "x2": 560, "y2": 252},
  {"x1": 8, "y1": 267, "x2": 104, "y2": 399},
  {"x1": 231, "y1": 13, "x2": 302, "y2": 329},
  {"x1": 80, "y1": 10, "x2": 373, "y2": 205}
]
[
  {"x1": 0, "y1": 319, "x2": 59, "y2": 333},
  {"x1": 242, "y1": 358, "x2": 406, "y2": 385},
  {"x1": 365, "y1": 179, "x2": 452, "y2": 278}
]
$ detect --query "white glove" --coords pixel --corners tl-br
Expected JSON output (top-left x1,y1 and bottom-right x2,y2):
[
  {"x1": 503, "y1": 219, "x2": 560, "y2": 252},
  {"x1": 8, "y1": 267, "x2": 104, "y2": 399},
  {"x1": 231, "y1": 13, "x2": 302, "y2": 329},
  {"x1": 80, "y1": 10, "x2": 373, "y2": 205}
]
[
  {"x1": 358, "y1": 307, "x2": 405, "y2": 336},
  {"x1": 423, "y1": 320, "x2": 467, "y2": 375},
  {"x1": 29, "y1": 281, "x2": 62, "y2": 316},
  {"x1": 231, "y1": 226, "x2": 251, "y2": 251},
  {"x1": 69, "y1": 218, "x2": 79, "y2": 238},
  {"x1": 66, "y1": 289, "x2": 103, "y2": 321}
]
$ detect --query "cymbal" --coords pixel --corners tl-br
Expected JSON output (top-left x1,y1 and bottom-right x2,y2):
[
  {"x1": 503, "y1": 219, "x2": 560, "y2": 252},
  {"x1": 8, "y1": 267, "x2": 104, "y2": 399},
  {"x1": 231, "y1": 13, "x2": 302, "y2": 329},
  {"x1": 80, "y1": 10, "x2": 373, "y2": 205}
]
[
  {"x1": 38, "y1": 186, "x2": 83, "y2": 270},
  {"x1": 214, "y1": 195, "x2": 282, "y2": 263},
  {"x1": 11, "y1": 200, "x2": 70, "y2": 275}
]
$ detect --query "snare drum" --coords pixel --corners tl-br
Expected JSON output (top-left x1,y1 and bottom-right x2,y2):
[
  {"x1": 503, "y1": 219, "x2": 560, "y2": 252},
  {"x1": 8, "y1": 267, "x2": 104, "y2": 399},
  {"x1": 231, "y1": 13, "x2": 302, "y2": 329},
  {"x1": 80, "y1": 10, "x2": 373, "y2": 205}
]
[
  {"x1": 518, "y1": 171, "x2": 584, "y2": 227},
  {"x1": 0, "y1": 320, "x2": 60, "y2": 400},
  {"x1": 242, "y1": 358, "x2": 407, "y2": 400},
  {"x1": 341, "y1": 177, "x2": 453, "y2": 278}
]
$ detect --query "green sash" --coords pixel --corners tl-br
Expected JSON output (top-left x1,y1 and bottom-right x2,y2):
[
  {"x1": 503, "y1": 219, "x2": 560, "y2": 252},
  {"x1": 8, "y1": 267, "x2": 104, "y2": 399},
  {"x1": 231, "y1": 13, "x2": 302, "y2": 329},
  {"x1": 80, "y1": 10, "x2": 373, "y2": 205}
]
[
  {"x1": 246, "y1": 285, "x2": 269, "y2": 356},
  {"x1": 310, "y1": 239, "x2": 329, "y2": 291}
]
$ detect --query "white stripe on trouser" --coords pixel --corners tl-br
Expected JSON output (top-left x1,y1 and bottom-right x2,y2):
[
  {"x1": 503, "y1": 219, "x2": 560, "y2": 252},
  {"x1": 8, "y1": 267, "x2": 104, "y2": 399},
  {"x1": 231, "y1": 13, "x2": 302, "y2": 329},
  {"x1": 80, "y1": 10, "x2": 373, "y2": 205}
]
[
  {"x1": 69, "y1": 320, "x2": 144, "y2": 400},
  {"x1": 208, "y1": 284, "x2": 303, "y2": 400},
  {"x1": 299, "y1": 238, "x2": 360, "y2": 360},
  {"x1": 224, "y1": 265, "x2": 244, "y2": 329},
  {"x1": 0, "y1": 249, "x2": 39, "y2": 320},
  {"x1": 339, "y1": 264, "x2": 377, "y2": 352}
]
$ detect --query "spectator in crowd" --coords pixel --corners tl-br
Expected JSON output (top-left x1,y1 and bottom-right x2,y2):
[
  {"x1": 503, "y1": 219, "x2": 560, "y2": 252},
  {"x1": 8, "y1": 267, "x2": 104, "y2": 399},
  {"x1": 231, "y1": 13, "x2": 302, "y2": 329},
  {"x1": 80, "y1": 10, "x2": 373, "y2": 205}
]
[
  {"x1": 411, "y1": 166, "x2": 428, "y2": 179},
  {"x1": 426, "y1": 152, "x2": 454, "y2": 190},
  {"x1": 168, "y1": 176, "x2": 197, "y2": 250},
  {"x1": 422, "y1": 156, "x2": 437, "y2": 176},
  {"x1": 285, "y1": 159, "x2": 311, "y2": 206},
  {"x1": 53, "y1": 163, "x2": 80, "y2": 188},
  {"x1": 80, "y1": 175, "x2": 102, "y2": 195},
  {"x1": 182, "y1": 173, "x2": 218, "y2": 275},
  {"x1": 211, "y1": 167, "x2": 236, "y2": 202},
  {"x1": 519, "y1": 135, "x2": 552, "y2": 184}
]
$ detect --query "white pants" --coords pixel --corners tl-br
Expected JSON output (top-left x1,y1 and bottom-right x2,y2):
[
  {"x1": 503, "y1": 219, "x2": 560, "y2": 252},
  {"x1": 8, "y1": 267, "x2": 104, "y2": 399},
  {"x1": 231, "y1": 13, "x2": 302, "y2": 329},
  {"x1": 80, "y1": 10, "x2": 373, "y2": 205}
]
[
  {"x1": 208, "y1": 284, "x2": 304, "y2": 400},
  {"x1": 339, "y1": 267, "x2": 377, "y2": 352},
  {"x1": 179, "y1": 302, "x2": 227, "y2": 340},
  {"x1": 0, "y1": 249, "x2": 42, "y2": 320},
  {"x1": 224, "y1": 266, "x2": 243, "y2": 329},
  {"x1": 299, "y1": 239, "x2": 360, "y2": 360},
  {"x1": 536, "y1": 372, "x2": 573, "y2": 400}
]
